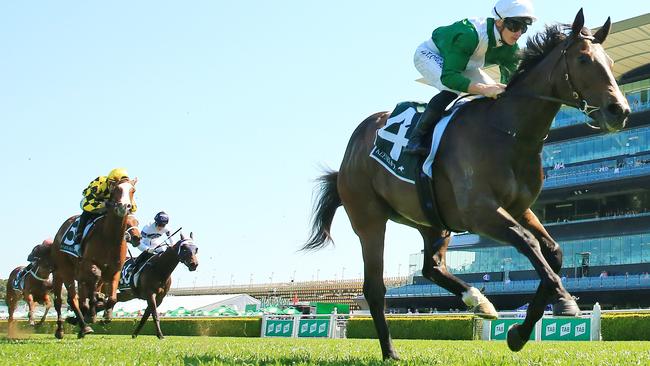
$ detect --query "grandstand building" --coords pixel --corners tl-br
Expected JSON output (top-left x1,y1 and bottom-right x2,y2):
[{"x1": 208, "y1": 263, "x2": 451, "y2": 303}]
[
  {"x1": 170, "y1": 277, "x2": 408, "y2": 310},
  {"x1": 387, "y1": 13, "x2": 650, "y2": 312}
]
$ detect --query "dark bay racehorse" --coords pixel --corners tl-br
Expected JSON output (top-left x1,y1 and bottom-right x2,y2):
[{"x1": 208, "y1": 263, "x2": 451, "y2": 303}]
[
  {"x1": 50, "y1": 178, "x2": 137, "y2": 338},
  {"x1": 303, "y1": 10, "x2": 629, "y2": 359},
  {"x1": 118, "y1": 233, "x2": 198, "y2": 339},
  {"x1": 6, "y1": 242, "x2": 54, "y2": 336}
]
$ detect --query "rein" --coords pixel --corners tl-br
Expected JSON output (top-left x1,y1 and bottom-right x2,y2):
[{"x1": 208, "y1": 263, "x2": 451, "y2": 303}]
[
  {"x1": 505, "y1": 33, "x2": 602, "y2": 128},
  {"x1": 29, "y1": 264, "x2": 50, "y2": 282}
]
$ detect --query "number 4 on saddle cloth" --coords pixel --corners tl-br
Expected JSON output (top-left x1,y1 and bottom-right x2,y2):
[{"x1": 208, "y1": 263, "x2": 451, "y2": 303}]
[
  {"x1": 369, "y1": 100, "x2": 463, "y2": 229},
  {"x1": 370, "y1": 101, "x2": 462, "y2": 183}
]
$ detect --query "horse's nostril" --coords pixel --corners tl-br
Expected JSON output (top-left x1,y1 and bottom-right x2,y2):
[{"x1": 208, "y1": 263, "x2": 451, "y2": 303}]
[{"x1": 607, "y1": 103, "x2": 628, "y2": 117}]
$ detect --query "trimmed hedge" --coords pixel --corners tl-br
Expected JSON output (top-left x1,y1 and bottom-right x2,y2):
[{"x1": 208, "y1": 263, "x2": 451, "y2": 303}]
[
  {"x1": 601, "y1": 313, "x2": 650, "y2": 341},
  {"x1": 347, "y1": 316, "x2": 474, "y2": 340},
  {"x1": 2, "y1": 313, "x2": 649, "y2": 341},
  {"x1": 0, "y1": 317, "x2": 261, "y2": 337}
]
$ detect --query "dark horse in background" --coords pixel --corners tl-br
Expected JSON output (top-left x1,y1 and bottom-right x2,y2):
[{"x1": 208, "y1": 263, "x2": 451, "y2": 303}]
[
  {"x1": 50, "y1": 178, "x2": 137, "y2": 338},
  {"x1": 303, "y1": 10, "x2": 629, "y2": 360},
  {"x1": 6, "y1": 241, "x2": 54, "y2": 337},
  {"x1": 116, "y1": 233, "x2": 199, "y2": 339}
]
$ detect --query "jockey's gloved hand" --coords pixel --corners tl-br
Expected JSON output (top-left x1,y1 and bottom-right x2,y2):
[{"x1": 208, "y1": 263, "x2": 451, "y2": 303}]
[{"x1": 470, "y1": 83, "x2": 507, "y2": 99}]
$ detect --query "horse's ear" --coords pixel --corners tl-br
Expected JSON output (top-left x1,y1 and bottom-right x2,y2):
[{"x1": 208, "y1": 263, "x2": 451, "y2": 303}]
[
  {"x1": 180, "y1": 232, "x2": 186, "y2": 240},
  {"x1": 593, "y1": 17, "x2": 611, "y2": 44},
  {"x1": 132, "y1": 177, "x2": 138, "y2": 185},
  {"x1": 190, "y1": 232, "x2": 194, "y2": 239},
  {"x1": 571, "y1": 8, "x2": 585, "y2": 36}
]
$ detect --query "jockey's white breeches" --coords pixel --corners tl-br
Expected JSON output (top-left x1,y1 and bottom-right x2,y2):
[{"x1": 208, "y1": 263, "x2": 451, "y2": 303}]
[{"x1": 413, "y1": 39, "x2": 496, "y2": 93}]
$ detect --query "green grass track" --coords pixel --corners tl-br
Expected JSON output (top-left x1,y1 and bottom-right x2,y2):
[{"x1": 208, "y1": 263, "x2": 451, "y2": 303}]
[{"x1": 0, "y1": 335, "x2": 649, "y2": 365}]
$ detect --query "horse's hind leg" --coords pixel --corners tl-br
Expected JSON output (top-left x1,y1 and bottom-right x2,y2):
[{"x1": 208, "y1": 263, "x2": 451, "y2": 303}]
[
  {"x1": 419, "y1": 228, "x2": 497, "y2": 319},
  {"x1": 506, "y1": 209, "x2": 577, "y2": 351},
  {"x1": 132, "y1": 307, "x2": 151, "y2": 339},
  {"x1": 65, "y1": 280, "x2": 93, "y2": 338},
  {"x1": 341, "y1": 193, "x2": 398, "y2": 360},
  {"x1": 39, "y1": 294, "x2": 51, "y2": 326},
  {"x1": 52, "y1": 275, "x2": 65, "y2": 339}
]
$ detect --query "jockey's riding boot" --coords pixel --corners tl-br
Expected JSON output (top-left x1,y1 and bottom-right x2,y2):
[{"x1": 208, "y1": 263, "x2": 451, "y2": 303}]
[
  {"x1": 403, "y1": 90, "x2": 459, "y2": 155},
  {"x1": 74, "y1": 212, "x2": 91, "y2": 245}
]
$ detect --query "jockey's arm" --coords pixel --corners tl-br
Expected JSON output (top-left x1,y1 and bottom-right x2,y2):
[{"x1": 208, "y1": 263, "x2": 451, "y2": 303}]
[{"x1": 137, "y1": 236, "x2": 151, "y2": 252}]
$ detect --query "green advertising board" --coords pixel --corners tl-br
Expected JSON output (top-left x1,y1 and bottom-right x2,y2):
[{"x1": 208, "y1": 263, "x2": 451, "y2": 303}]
[
  {"x1": 264, "y1": 319, "x2": 294, "y2": 337},
  {"x1": 310, "y1": 302, "x2": 350, "y2": 314},
  {"x1": 490, "y1": 319, "x2": 535, "y2": 341},
  {"x1": 540, "y1": 318, "x2": 590, "y2": 341},
  {"x1": 297, "y1": 318, "x2": 331, "y2": 338}
]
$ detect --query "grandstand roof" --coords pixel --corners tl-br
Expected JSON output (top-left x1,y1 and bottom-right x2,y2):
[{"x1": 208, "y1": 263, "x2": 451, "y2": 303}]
[
  {"x1": 484, "y1": 13, "x2": 650, "y2": 82},
  {"x1": 115, "y1": 294, "x2": 260, "y2": 313}
]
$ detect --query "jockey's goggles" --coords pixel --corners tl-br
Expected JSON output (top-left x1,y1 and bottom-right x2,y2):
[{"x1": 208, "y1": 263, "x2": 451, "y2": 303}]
[{"x1": 504, "y1": 17, "x2": 532, "y2": 34}]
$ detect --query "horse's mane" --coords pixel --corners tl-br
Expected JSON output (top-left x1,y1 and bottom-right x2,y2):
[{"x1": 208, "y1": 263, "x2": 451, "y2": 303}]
[{"x1": 508, "y1": 24, "x2": 576, "y2": 87}]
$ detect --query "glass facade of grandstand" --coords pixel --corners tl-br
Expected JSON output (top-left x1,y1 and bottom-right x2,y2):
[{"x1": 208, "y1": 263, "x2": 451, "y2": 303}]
[{"x1": 445, "y1": 232, "x2": 650, "y2": 275}]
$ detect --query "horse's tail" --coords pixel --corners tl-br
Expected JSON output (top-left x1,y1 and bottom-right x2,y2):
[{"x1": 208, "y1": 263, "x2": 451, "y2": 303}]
[{"x1": 302, "y1": 170, "x2": 341, "y2": 251}]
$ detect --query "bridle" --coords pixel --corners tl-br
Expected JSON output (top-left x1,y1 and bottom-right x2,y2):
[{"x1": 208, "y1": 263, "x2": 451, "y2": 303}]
[
  {"x1": 124, "y1": 215, "x2": 139, "y2": 244},
  {"x1": 507, "y1": 31, "x2": 603, "y2": 129}
]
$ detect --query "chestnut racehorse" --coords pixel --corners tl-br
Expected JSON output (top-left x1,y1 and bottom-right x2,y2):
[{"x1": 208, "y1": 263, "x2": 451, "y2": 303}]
[
  {"x1": 303, "y1": 10, "x2": 629, "y2": 359},
  {"x1": 5, "y1": 241, "x2": 54, "y2": 337},
  {"x1": 50, "y1": 178, "x2": 137, "y2": 338}
]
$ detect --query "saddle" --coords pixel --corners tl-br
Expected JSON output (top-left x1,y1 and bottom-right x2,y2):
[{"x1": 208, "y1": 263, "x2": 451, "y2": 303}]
[
  {"x1": 60, "y1": 215, "x2": 104, "y2": 257},
  {"x1": 119, "y1": 248, "x2": 165, "y2": 291}
]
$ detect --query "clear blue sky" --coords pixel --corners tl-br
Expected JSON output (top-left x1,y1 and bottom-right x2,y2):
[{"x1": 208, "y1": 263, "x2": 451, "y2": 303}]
[{"x1": 0, "y1": 1, "x2": 645, "y2": 288}]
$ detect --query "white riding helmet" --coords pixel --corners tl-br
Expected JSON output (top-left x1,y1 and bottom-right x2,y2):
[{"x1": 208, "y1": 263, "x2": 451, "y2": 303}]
[{"x1": 492, "y1": 0, "x2": 536, "y2": 22}]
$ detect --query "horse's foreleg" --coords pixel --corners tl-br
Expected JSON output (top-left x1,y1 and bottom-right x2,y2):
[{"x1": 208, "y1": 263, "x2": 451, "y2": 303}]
[
  {"x1": 7, "y1": 294, "x2": 16, "y2": 337},
  {"x1": 419, "y1": 228, "x2": 497, "y2": 319},
  {"x1": 506, "y1": 209, "x2": 577, "y2": 351},
  {"x1": 148, "y1": 293, "x2": 164, "y2": 339},
  {"x1": 26, "y1": 294, "x2": 36, "y2": 326},
  {"x1": 40, "y1": 294, "x2": 52, "y2": 326},
  {"x1": 102, "y1": 273, "x2": 120, "y2": 323},
  {"x1": 52, "y1": 275, "x2": 65, "y2": 339},
  {"x1": 471, "y1": 207, "x2": 573, "y2": 352}
]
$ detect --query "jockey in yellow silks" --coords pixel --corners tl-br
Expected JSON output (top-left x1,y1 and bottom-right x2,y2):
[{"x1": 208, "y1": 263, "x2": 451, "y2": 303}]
[{"x1": 74, "y1": 168, "x2": 137, "y2": 245}]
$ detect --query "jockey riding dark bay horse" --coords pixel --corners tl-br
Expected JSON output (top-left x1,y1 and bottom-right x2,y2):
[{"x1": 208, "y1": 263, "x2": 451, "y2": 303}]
[
  {"x1": 303, "y1": 9, "x2": 629, "y2": 360},
  {"x1": 50, "y1": 168, "x2": 137, "y2": 339}
]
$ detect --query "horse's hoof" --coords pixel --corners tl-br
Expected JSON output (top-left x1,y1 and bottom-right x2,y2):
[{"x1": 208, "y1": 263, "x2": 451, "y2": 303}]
[
  {"x1": 473, "y1": 301, "x2": 499, "y2": 319},
  {"x1": 157, "y1": 334, "x2": 165, "y2": 340},
  {"x1": 507, "y1": 324, "x2": 528, "y2": 352},
  {"x1": 553, "y1": 297, "x2": 580, "y2": 317},
  {"x1": 78, "y1": 326, "x2": 94, "y2": 338},
  {"x1": 55, "y1": 329, "x2": 64, "y2": 339},
  {"x1": 382, "y1": 352, "x2": 400, "y2": 361},
  {"x1": 132, "y1": 334, "x2": 137, "y2": 339}
]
